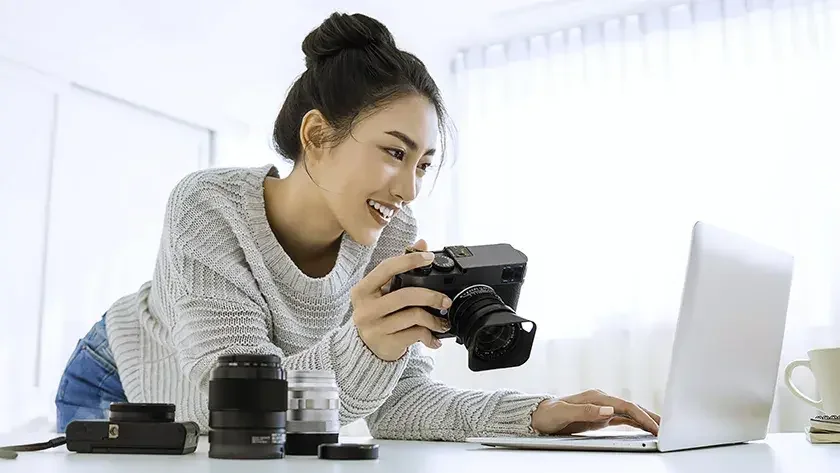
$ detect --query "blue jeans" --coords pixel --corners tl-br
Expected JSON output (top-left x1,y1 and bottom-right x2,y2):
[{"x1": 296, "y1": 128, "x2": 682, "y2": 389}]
[{"x1": 55, "y1": 314, "x2": 127, "y2": 433}]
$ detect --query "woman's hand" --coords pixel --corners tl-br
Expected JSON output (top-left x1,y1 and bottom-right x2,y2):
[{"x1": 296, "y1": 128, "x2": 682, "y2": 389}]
[
  {"x1": 350, "y1": 239, "x2": 452, "y2": 361},
  {"x1": 531, "y1": 389, "x2": 661, "y2": 436}
]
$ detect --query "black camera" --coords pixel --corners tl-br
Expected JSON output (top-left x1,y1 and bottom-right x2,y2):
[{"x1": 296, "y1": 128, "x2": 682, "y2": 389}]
[
  {"x1": 391, "y1": 243, "x2": 537, "y2": 372},
  {"x1": 65, "y1": 403, "x2": 199, "y2": 454}
]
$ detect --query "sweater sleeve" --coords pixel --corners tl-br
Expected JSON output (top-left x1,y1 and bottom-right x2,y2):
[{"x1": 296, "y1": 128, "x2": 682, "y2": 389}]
[
  {"x1": 171, "y1": 256, "x2": 410, "y2": 430},
  {"x1": 364, "y1": 344, "x2": 552, "y2": 440}
]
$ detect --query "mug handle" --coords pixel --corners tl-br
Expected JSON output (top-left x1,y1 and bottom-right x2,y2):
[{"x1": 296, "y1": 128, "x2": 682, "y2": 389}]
[{"x1": 784, "y1": 359, "x2": 823, "y2": 410}]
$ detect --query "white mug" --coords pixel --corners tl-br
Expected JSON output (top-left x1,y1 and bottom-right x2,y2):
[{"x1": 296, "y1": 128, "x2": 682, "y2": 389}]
[{"x1": 784, "y1": 347, "x2": 840, "y2": 414}]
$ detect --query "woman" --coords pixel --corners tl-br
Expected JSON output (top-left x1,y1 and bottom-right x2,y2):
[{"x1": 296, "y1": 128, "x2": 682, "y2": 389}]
[{"x1": 54, "y1": 12, "x2": 660, "y2": 440}]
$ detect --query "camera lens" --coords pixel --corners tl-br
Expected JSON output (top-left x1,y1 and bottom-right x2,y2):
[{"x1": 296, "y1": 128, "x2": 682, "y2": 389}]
[
  {"x1": 208, "y1": 354, "x2": 287, "y2": 459},
  {"x1": 448, "y1": 285, "x2": 523, "y2": 363},
  {"x1": 285, "y1": 370, "x2": 340, "y2": 455},
  {"x1": 474, "y1": 324, "x2": 519, "y2": 360}
]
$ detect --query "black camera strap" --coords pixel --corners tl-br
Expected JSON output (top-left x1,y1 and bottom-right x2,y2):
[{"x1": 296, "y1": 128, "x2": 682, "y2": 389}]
[{"x1": 0, "y1": 436, "x2": 67, "y2": 460}]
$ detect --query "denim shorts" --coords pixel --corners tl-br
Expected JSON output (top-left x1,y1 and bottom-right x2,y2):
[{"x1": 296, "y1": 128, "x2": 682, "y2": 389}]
[{"x1": 55, "y1": 314, "x2": 128, "y2": 433}]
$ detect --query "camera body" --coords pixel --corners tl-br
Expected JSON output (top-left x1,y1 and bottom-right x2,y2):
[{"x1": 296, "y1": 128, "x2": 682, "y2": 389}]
[
  {"x1": 65, "y1": 403, "x2": 199, "y2": 455},
  {"x1": 391, "y1": 243, "x2": 536, "y2": 372}
]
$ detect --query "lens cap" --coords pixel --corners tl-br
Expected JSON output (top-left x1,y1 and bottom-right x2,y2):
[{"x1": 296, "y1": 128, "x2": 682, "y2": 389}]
[{"x1": 317, "y1": 443, "x2": 379, "y2": 460}]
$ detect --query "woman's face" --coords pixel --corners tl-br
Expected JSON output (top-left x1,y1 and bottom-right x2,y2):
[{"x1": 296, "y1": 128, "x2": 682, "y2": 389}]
[{"x1": 304, "y1": 94, "x2": 439, "y2": 246}]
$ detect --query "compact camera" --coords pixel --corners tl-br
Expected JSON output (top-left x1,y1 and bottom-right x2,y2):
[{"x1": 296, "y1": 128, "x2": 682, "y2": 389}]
[
  {"x1": 391, "y1": 243, "x2": 537, "y2": 371},
  {"x1": 65, "y1": 403, "x2": 199, "y2": 455}
]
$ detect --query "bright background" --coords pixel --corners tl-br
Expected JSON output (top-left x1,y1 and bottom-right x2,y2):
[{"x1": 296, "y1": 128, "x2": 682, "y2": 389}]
[{"x1": 2, "y1": 0, "x2": 839, "y2": 436}]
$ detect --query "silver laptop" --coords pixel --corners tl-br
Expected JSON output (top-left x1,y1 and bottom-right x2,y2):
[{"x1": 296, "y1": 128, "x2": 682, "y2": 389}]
[{"x1": 467, "y1": 221, "x2": 794, "y2": 453}]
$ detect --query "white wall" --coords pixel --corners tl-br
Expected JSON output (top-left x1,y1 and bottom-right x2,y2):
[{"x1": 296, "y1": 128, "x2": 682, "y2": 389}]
[
  {"x1": 0, "y1": 0, "x2": 231, "y2": 431},
  {"x1": 0, "y1": 62, "x2": 215, "y2": 432},
  {"x1": 0, "y1": 59, "x2": 59, "y2": 431},
  {"x1": 38, "y1": 85, "x2": 213, "y2": 396}
]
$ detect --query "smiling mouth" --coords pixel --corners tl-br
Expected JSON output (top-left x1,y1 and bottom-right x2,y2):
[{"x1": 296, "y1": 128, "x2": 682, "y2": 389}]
[{"x1": 367, "y1": 199, "x2": 396, "y2": 222}]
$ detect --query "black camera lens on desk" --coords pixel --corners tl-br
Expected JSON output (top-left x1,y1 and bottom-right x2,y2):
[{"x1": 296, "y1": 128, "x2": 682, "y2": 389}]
[{"x1": 208, "y1": 354, "x2": 288, "y2": 459}]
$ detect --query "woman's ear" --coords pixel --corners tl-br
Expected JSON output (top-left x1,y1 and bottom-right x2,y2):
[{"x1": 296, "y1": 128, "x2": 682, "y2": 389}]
[{"x1": 299, "y1": 109, "x2": 330, "y2": 161}]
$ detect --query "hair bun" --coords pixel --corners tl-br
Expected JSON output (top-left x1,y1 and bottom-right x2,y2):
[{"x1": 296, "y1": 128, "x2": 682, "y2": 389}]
[{"x1": 302, "y1": 12, "x2": 397, "y2": 68}]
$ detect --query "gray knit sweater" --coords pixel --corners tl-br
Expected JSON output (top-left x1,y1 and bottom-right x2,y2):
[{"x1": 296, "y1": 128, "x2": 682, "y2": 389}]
[{"x1": 104, "y1": 164, "x2": 549, "y2": 440}]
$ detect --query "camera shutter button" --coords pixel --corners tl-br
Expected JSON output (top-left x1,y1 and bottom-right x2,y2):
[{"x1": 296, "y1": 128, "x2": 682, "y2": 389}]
[{"x1": 432, "y1": 254, "x2": 455, "y2": 272}]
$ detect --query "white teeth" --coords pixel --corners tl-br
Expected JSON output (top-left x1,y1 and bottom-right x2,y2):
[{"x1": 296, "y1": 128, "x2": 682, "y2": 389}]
[{"x1": 367, "y1": 199, "x2": 394, "y2": 220}]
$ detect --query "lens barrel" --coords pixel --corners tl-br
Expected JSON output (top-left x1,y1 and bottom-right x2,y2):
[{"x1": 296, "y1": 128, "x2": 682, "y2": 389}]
[
  {"x1": 208, "y1": 354, "x2": 287, "y2": 459},
  {"x1": 448, "y1": 285, "x2": 521, "y2": 362},
  {"x1": 285, "y1": 370, "x2": 340, "y2": 455}
]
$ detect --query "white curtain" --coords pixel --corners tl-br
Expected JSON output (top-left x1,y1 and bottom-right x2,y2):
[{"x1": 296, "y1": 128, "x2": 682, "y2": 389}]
[{"x1": 427, "y1": 0, "x2": 840, "y2": 433}]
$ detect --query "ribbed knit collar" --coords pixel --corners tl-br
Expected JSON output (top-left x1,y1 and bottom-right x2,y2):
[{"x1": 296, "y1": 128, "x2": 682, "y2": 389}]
[{"x1": 241, "y1": 164, "x2": 375, "y2": 298}]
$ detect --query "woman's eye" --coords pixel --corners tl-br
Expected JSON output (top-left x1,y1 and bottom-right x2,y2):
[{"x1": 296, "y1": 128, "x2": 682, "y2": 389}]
[
  {"x1": 418, "y1": 163, "x2": 432, "y2": 172},
  {"x1": 385, "y1": 148, "x2": 405, "y2": 160}
]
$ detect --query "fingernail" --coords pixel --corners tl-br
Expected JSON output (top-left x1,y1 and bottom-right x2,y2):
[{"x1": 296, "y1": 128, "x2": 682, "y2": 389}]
[
  {"x1": 422, "y1": 252, "x2": 435, "y2": 261},
  {"x1": 440, "y1": 321, "x2": 451, "y2": 332},
  {"x1": 432, "y1": 338, "x2": 442, "y2": 348},
  {"x1": 599, "y1": 406, "x2": 614, "y2": 416},
  {"x1": 441, "y1": 297, "x2": 452, "y2": 309}
]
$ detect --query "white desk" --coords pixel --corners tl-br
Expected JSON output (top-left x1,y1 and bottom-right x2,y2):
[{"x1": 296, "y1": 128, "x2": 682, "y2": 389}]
[{"x1": 2, "y1": 433, "x2": 838, "y2": 472}]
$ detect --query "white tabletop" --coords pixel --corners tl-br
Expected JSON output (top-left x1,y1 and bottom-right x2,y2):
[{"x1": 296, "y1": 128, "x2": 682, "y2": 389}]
[{"x1": 2, "y1": 433, "x2": 837, "y2": 472}]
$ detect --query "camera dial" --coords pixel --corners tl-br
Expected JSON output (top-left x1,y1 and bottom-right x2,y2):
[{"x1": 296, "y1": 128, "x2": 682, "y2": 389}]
[{"x1": 432, "y1": 254, "x2": 455, "y2": 272}]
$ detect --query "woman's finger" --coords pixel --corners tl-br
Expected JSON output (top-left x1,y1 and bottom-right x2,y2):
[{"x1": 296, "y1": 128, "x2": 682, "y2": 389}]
[
  {"x1": 370, "y1": 286, "x2": 451, "y2": 317},
  {"x1": 568, "y1": 390, "x2": 660, "y2": 434},
  {"x1": 379, "y1": 307, "x2": 449, "y2": 334},
  {"x1": 555, "y1": 401, "x2": 615, "y2": 424},
  {"x1": 354, "y1": 251, "x2": 435, "y2": 296},
  {"x1": 561, "y1": 389, "x2": 604, "y2": 405},
  {"x1": 378, "y1": 240, "x2": 430, "y2": 295},
  {"x1": 641, "y1": 406, "x2": 661, "y2": 425},
  {"x1": 608, "y1": 415, "x2": 645, "y2": 430},
  {"x1": 392, "y1": 325, "x2": 439, "y2": 350},
  {"x1": 590, "y1": 394, "x2": 659, "y2": 435}
]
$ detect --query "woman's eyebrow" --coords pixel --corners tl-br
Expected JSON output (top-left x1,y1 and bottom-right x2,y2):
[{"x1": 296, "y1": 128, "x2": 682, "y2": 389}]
[{"x1": 384, "y1": 130, "x2": 435, "y2": 156}]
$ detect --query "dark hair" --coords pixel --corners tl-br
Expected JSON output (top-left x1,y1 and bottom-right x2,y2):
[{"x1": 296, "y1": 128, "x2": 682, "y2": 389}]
[{"x1": 272, "y1": 12, "x2": 451, "y2": 170}]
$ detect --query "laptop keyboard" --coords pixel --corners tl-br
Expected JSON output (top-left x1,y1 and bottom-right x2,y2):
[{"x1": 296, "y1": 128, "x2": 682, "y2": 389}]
[{"x1": 565, "y1": 434, "x2": 657, "y2": 442}]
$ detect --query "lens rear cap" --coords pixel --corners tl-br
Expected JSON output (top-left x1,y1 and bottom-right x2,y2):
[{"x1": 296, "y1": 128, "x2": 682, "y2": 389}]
[{"x1": 317, "y1": 443, "x2": 379, "y2": 460}]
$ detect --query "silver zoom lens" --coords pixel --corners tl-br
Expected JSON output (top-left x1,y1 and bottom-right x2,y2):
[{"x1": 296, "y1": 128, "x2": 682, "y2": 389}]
[{"x1": 285, "y1": 370, "x2": 340, "y2": 455}]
